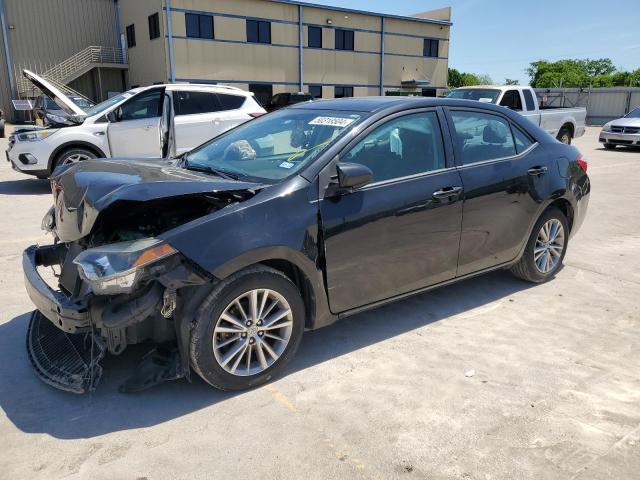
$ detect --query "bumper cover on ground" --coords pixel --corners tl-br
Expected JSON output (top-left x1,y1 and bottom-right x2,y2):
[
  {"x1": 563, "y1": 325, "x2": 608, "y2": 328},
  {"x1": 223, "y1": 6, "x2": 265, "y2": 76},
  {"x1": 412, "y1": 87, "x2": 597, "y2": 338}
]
[{"x1": 27, "y1": 310, "x2": 106, "y2": 394}]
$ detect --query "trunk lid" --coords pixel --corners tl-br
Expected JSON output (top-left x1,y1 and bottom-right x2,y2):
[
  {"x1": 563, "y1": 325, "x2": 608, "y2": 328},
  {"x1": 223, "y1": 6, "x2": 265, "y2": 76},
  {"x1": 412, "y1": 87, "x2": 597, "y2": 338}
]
[
  {"x1": 23, "y1": 69, "x2": 87, "y2": 117},
  {"x1": 52, "y1": 158, "x2": 264, "y2": 242}
]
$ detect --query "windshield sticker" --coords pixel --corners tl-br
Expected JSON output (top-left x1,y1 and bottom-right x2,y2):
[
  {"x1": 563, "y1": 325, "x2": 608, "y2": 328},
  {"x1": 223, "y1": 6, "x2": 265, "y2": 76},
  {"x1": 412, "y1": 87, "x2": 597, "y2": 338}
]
[
  {"x1": 478, "y1": 98, "x2": 494, "y2": 103},
  {"x1": 279, "y1": 161, "x2": 295, "y2": 169},
  {"x1": 309, "y1": 116, "x2": 355, "y2": 127}
]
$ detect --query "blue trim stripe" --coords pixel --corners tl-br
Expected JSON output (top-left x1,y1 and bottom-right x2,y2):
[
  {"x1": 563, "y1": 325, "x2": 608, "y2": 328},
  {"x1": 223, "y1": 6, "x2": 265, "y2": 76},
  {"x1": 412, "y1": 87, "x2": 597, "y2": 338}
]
[
  {"x1": 169, "y1": 36, "x2": 448, "y2": 60},
  {"x1": 174, "y1": 78, "x2": 447, "y2": 90}
]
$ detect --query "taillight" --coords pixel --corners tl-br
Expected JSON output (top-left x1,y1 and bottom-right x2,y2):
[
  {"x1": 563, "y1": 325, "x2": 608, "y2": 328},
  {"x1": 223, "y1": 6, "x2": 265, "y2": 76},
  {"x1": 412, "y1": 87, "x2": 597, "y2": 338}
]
[
  {"x1": 576, "y1": 154, "x2": 588, "y2": 172},
  {"x1": 249, "y1": 112, "x2": 265, "y2": 118}
]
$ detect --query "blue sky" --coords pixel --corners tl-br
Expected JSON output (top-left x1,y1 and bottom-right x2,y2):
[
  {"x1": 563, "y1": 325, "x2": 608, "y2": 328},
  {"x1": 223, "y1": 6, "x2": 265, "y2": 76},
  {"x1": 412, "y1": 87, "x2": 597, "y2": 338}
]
[{"x1": 310, "y1": 0, "x2": 640, "y2": 84}]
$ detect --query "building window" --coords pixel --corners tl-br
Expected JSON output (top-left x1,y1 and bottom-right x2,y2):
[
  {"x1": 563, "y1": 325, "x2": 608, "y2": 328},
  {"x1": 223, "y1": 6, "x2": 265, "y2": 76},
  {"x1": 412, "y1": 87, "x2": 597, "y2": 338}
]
[
  {"x1": 335, "y1": 29, "x2": 354, "y2": 51},
  {"x1": 309, "y1": 85, "x2": 322, "y2": 99},
  {"x1": 126, "y1": 24, "x2": 136, "y2": 48},
  {"x1": 249, "y1": 84, "x2": 273, "y2": 107},
  {"x1": 148, "y1": 13, "x2": 160, "y2": 40},
  {"x1": 423, "y1": 38, "x2": 439, "y2": 57},
  {"x1": 421, "y1": 88, "x2": 437, "y2": 97},
  {"x1": 335, "y1": 86, "x2": 353, "y2": 98},
  {"x1": 308, "y1": 26, "x2": 322, "y2": 48},
  {"x1": 186, "y1": 13, "x2": 214, "y2": 39},
  {"x1": 247, "y1": 20, "x2": 271, "y2": 44}
]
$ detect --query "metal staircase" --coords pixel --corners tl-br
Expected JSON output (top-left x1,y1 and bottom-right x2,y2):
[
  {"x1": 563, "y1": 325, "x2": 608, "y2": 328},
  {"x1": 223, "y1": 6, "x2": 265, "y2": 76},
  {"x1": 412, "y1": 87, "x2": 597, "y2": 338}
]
[{"x1": 15, "y1": 45, "x2": 127, "y2": 97}]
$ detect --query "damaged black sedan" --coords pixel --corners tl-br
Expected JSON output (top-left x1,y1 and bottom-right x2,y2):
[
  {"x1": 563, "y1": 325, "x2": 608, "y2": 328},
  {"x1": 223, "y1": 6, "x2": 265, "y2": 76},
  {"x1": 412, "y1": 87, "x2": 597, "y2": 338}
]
[{"x1": 23, "y1": 97, "x2": 590, "y2": 393}]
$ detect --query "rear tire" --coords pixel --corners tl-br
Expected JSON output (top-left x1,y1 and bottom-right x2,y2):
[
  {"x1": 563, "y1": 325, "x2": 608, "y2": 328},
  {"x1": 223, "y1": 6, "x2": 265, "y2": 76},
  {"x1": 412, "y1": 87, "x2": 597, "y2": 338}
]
[
  {"x1": 557, "y1": 128, "x2": 572, "y2": 145},
  {"x1": 511, "y1": 207, "x2": 569, "y2": 283},
  {"x1": 190, "y1": 265, "x2": 305, "y2": 391},
  {"x1": 603, "y1": 143, "x2": 616, "y2": 150},
  {"x1": 52, "y1": 147, "x2": 96, "y2": 173}
]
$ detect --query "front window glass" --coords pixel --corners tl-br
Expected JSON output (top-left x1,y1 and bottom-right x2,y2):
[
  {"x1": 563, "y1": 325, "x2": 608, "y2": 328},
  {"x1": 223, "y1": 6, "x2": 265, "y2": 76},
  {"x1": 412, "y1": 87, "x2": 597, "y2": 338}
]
[
  {"x1": 185, "y1": 109, "x2": 365, "y2": 182},
  {"x1": 84, "y1": 92, "x2": 132, "y2": 117},
  {"x1": 118, "y1": 89, "x2": 163, "y2": 120},
  {"x1": 343, "y1": 111, "x2": 446, "y2": 183},
  {"x1": 625, "y1": 107, "x2": 640, "y2": 118},
  {"x1": 450, "y1": 111, "x2": 516, "y2": 164},
  {"x1": 447, "y1": 89, "x2": 501, "y2": 103}
]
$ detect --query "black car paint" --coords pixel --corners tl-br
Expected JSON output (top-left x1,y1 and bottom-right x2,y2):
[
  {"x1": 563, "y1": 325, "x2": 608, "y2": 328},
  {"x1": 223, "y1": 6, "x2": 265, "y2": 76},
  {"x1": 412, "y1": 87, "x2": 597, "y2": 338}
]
[{"x1": 28, "y1": 97, "x2": 590, "y2": 380}]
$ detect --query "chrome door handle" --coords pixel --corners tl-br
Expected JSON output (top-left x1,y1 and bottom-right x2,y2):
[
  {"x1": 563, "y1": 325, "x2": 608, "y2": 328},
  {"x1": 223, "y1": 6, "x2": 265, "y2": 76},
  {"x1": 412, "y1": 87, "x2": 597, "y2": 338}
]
[
  {"x1": 432, "y1": 186, "x2": 463, "y2": 200},
  {"x1": 528, "y1": 166, "x2": 548, "y2": 176},
  {"x1": 93, "y1": 131, "x2": 105, "y2": 136}
]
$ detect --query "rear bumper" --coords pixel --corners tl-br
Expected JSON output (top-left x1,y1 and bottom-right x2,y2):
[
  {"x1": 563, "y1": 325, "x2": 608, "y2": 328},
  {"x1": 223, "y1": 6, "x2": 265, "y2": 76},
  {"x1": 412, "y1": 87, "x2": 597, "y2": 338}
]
[
  {"x1": 23, "y1": 244, "x2": 92, "y2": 333},
  {"x1": 599, "y1": 131, "x2": 640, "y2": 146}
]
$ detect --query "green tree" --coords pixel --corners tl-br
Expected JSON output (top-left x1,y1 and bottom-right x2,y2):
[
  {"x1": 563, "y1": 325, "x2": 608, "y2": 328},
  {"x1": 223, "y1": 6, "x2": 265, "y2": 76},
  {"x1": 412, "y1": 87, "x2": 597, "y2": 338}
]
[
  {"x1": 505, "y1": 78, "x2": 520, "y2": 85},
  {"x1": 527, "y1": 58, "x2": 638, "y2": 88},
  {"x1": 448, "y1": 68, "x2": 463, "y2": 88}
]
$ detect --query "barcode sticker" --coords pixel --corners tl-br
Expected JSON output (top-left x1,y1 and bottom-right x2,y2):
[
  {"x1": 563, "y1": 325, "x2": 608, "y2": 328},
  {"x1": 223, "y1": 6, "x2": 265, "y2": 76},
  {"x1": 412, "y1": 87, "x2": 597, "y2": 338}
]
[{"x1": 309, "y1": 116, "x2": 355, "y2": 127}]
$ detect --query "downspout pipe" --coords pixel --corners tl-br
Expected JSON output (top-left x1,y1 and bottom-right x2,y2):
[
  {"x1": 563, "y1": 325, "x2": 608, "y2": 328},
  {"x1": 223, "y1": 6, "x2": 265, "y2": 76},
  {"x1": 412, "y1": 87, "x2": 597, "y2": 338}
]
[
  {"x1": 379, "y1": 16, "x2": 385, "y2": 96},
  {"x1": 165, "y1": 0, "x2": 176, "y2": 83},
  {"x1": 298, "y1": 5, "x2": 303, "y2": 92},
  {"x1": 0, "y1": 0, "x2": 16, "y2": 119}
]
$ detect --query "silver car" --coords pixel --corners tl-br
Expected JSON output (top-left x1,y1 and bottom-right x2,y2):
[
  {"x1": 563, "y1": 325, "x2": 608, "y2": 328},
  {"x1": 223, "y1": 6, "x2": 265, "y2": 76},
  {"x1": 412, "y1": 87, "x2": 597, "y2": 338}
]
[{"x1": 599, "y1": 107, "x2": 640, "y2": 149}]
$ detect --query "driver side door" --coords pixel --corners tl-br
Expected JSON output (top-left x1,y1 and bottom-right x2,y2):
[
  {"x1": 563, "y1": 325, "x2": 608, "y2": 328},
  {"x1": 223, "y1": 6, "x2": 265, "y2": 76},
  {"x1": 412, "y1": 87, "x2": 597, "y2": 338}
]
[{"x1": 107, "y1": 88, "x2": 164, "y2": 157}]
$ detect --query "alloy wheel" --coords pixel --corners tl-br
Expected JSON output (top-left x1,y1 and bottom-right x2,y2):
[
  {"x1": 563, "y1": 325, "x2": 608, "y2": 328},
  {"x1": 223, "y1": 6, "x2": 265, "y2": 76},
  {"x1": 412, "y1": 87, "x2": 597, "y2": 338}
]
[
  {"x1": 534, "y1": 219, "x2": 565, "y2": 274},
  {"x1": 62, "y1": 153, "x2": 91, "y2": 164},
  {"x1": 212, "y1": 289, "x2": 293, "y2": 376}
]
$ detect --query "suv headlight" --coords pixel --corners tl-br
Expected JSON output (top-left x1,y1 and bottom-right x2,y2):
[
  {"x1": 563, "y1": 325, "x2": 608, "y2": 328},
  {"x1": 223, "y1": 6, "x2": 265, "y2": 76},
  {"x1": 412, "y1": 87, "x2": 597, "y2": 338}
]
[
  {"x1": 17, "y1": 129, "x2": 58, "y2": 142},
  {"x1": 73, "y1": 238, "x2": 177, "y2": 295},
  {"x1": 601, "y1": 123, "x2": 612, "y2": 132}
]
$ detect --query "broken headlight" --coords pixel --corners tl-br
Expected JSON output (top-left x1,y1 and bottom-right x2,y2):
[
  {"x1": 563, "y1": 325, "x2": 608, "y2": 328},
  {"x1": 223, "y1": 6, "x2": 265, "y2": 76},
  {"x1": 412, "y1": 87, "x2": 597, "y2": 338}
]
[{"x1": 73, "y1": 238, "x2": 176, "y2": 295}]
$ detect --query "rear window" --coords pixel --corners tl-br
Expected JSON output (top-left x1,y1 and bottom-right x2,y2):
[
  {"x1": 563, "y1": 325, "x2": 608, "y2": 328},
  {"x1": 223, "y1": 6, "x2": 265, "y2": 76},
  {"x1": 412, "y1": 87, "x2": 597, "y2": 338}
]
[
  {"x1": 522, "y1": 89, "x2": 537, "y2": 111},
  {"x1": 217, "y1": 93, "x2": 245, "y2": 110},
  {"x1": 447, "y1": 89, "x2": 501, "y2": 103}
]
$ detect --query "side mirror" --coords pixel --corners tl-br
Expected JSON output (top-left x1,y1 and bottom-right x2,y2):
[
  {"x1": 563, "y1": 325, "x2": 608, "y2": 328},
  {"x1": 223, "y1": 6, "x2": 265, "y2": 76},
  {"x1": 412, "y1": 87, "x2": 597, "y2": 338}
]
[
  {"x1": 106, "y1": 110, "x2": 120, "y2": 123},
  {"x1": 336, "y1": 162, "x2": 373, "y2": 190}
]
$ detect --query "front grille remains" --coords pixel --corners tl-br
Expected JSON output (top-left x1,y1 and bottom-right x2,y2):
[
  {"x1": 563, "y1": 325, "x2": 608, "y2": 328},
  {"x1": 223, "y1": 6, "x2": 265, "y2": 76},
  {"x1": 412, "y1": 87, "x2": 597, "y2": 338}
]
[
  {"x1": 610, "y1": 125, "x2": 640, "y2": 134},
  {"x1": 27, "y1": 310, "x2": 106, "y2": 394}
]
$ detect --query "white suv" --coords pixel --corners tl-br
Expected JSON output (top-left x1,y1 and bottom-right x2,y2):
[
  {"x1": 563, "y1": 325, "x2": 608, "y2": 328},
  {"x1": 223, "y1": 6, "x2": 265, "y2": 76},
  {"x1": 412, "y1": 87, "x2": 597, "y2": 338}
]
[{"x1": 7, "y1": 70, "x2": 266, "y2": 178}]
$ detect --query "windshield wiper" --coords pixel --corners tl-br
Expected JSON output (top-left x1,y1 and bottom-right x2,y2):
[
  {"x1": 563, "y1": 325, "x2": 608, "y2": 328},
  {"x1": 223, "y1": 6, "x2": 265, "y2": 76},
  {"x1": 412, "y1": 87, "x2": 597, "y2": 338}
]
[{"x1": 182, "y1": 158, "x2": 240, "y2": 180}]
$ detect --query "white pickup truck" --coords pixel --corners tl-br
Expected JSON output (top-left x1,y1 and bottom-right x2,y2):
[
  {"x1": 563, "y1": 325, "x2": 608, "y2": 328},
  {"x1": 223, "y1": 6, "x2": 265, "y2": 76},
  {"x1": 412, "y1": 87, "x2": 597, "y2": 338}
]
[{"x1": 447, "y1": 85, "x2": 586, "y2": 144}]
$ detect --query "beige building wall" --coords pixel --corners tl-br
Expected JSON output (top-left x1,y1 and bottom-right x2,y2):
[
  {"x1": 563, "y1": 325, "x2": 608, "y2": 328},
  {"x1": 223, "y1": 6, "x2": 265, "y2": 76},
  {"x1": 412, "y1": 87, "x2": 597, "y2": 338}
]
[
  {"x1": 123, "y1": 0, "x2": 451, "y2": 98},
  {"x1": 118, "y1": 0, "x2": 168, "y2": 87}
]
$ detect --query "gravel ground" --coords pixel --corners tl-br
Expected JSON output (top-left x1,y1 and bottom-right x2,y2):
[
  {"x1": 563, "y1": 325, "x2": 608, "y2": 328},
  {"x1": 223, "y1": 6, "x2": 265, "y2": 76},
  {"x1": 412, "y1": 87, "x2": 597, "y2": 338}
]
[{"x1": 0, "y1": 126, "x2": 638, "y2": 480}]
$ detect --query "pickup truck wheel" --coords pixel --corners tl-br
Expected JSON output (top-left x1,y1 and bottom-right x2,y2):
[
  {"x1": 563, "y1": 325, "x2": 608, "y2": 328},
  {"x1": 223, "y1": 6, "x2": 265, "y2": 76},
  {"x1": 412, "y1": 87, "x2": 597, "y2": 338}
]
[
  {"x1": 603, "y1": 143, "x2": 616, "y2": 150},
  {"x1": 511, "y1": 207, "x2": 568, "y2": 283},
  {"x1": 53, "y1": 147, "x2": 96, "y2": 171},
  {"x1": 190, "y1": 265, "x2": 305, "y2": 391},
  {"x1": 0, "y1": 119, "x2": 5, "y2": 138},
  {"x1": 557, "y1": 128, "x2": 572, "y2": 145}
]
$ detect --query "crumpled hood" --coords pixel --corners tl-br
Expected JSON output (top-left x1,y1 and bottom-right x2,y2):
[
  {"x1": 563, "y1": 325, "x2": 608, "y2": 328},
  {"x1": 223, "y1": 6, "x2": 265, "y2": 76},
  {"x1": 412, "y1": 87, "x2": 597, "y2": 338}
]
[{"x1": 52, "y1": 158, "x2": 264, "y2": 242}]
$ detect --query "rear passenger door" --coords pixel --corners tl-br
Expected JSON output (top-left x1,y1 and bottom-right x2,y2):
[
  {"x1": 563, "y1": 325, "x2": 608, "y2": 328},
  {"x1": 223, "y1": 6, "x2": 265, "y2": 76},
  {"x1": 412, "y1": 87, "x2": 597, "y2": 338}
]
[
  {"x1": 320, "y1": 109, "x2": 464, "y2": 313},
  {"x1": 446, "y1": 108, "x2": 553, "y2": 276},
  {"x1": 172, "y1": 90, "x2": 247, "y2": 153}
]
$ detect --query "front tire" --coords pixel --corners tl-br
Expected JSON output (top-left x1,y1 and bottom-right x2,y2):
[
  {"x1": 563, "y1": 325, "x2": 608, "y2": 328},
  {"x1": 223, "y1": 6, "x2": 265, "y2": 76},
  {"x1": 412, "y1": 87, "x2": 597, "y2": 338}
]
[
  {"x1": 52, "y1": 147, "x2": 96, "y2": 172},
  {"x1": 190, "y1": 265, "x2": 305, "y2": 391},
  {"x1": 511, "y1": 207, "x2": 569, "y2": 283}
]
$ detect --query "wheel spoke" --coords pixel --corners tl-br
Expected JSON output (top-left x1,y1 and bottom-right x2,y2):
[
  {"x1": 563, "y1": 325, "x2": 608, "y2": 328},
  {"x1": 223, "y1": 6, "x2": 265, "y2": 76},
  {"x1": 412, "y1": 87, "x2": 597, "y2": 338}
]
[
  {"x1": 234, "y1": 299, "x2": 248, "y2": 322},
  {"x1": 214, "y1": 326, "x2": 244, "y2": 334},
  {"x1": 220, "y1": 340, "x2": 248, "y2": 367},
  {"x1": 255, "y1": 342, "x2": 269, "y2": 369},
  {"x1": 249, "y1": 289, "x2": 259, "y2": 322},
  {"x1": 215, "y1": 334, "x2": 240, "y2": 349},
  {"x1": 264, "y1": 308, "x2": 291, "y2": 328},
  {"x1": 263, "y1": 320, "x2": 293, "y2": 331},
  {"x1": 260, "y1": 340, "x2": 279, "y2": 361},
  {"x1": 220, "y1": 312, "x2": 246, "y2": 330},
  {"x1": 229, "y1": 343, "x2": 248, "y2": 374},
  {"x1": 265, "y1": 332, "x2": 287, "y2": 342}
]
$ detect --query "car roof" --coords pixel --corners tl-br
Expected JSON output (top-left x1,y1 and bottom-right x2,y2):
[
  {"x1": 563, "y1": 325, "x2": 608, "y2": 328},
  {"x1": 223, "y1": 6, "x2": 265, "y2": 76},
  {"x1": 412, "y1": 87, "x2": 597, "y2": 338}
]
[{"x1": 289, "y1": 96, "x2": 516, "y2": 114}]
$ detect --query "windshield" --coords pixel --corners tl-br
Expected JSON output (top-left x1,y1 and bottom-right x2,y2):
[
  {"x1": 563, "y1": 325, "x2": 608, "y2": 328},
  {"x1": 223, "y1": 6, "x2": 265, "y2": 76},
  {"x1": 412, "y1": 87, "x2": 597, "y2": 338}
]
[
  {"x1": 84, "y1": 92, "x2": 132, "y2": 117},
  {"x1": 447, "y1": 89, "x2": 501, "y2": 103},
  {"x1": 70, "y1": 96, "x2": 93, "y2": 109},
  {"x1": 625, "y1": 107, "x2": 640, "y2": 118},
  {"x1": 185, "y1": 108, "x2": 366, "y2": 182}
]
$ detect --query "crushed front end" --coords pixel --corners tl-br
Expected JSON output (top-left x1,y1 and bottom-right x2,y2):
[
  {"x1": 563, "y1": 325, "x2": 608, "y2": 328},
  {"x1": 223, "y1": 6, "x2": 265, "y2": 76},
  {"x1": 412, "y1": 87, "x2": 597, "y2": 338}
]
[{"x1": 22, "y1": 159, "x2": 260, "y2": 393}]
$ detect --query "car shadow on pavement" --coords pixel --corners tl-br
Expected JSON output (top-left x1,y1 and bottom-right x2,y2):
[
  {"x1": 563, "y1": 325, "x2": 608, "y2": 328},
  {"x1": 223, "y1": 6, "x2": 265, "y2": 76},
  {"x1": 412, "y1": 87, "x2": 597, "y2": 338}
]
[
  {"x1": 0, "y1": 270, "x2": 533, "y2": 439},
  {"x1": 0, "y1": 178, "x2": 50, "y2": 195}
]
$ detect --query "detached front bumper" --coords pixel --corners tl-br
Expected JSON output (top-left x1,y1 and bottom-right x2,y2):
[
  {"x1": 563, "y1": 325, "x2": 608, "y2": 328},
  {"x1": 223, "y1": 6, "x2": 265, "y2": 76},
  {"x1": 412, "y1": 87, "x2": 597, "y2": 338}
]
[
  {"x1": 23, "y1": 244, "x2": 91, "y2": 333},
  {"x1": 599, "y1": 131, "x2": 640, "y2": 146}
]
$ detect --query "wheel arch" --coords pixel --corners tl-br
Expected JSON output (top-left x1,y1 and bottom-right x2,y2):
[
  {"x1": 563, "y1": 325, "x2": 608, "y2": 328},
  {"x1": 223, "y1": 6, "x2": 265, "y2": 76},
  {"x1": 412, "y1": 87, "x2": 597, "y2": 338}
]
[
  {"x1": 47, "y1": 141, "x2": 107, "y2": 173},
  {"x1": 547, "y1": 198, "x2": 574, "y2": 232},
  {"x1": 560, "y1": 122, "x2": 575, "y2": 138}
]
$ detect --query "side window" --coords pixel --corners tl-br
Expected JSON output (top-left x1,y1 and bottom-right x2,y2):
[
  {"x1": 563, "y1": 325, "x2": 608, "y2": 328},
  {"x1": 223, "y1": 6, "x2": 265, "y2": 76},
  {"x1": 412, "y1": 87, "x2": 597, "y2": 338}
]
[
  {"x1": 522, "y1": 89, "x2": 536, "y2": 111},
  {"x1": 450, "y1": 111, "x2": 516, "y2": 165},
  {"x1": 119, "y1": 89, "x2": 163, "y2": 120},
  {"x1": 217, "y1": 93, "x2": 245, "y2": 110},
  {"x1": 512, "y1": 125, "x2": 535, "y2": 153},
  {"x1": 174, "y1": 91, "x2": 220, "y2": 115},
  {"x1": 499, "y1": 90, "x2": 522, "y2": 111},
  {"x1": 343, "y1": 111, "x2": 446, "y2": 183}
]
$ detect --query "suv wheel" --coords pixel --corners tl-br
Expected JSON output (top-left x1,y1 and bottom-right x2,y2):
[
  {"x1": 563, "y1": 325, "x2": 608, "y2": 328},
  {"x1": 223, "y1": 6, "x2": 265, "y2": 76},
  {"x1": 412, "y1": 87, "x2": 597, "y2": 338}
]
[
  {"x1": 511, "y1": 207, "x2": 569, "y2": 283},
  {"x1": 603, "y1": 143, "x2": 616, "y2": 150},
  {"x1": 54, "y1": 147, "x2": 96, "y2": 171},
  {"x1": 190, "y1": 265, "x2": 305, "y2": 391}
]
